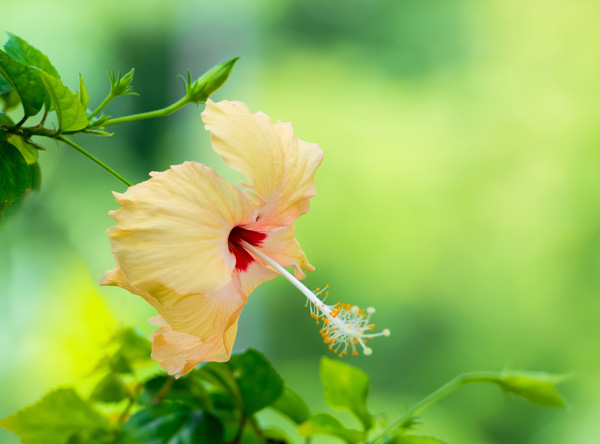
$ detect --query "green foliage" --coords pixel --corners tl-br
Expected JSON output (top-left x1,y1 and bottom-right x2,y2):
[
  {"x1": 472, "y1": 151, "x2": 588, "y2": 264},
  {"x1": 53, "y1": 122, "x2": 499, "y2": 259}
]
[
  {"x1": 39, "y1": 71, "x2": 88, "y2": 132},
  {"x1": 0, "y1": 48, "x2": 45, "y2": 116},
  {"x1": 4, "y1": 33, "x2": 61, "y2": 79},
  {"x1": 0, "y1": 388, "x2": 110, "y2": 444},
  {"x1": 0, "y1": 327, "x2": 567, "y2": 444},
  {"x1": 227, "y1": 348, "x2": 284, "y2": 414},
  {"x1": 321, "y1": 356, "x2": 373, "y2": 430},
  {"x1": 118, "y1": 403, "x2": 224, "y2": 444},
  {"x1": 79, "y1": 73, "x2": 89, "y2": 109},
  {"x1": 271, "y1": 387, "x2": 310, "y2": 424},
  {"x1": 0, "y1": 139, "x2": 31, "y2": 202},
  {"x1": 298, "y1": 413, "x2": 362, "y2": 444}
]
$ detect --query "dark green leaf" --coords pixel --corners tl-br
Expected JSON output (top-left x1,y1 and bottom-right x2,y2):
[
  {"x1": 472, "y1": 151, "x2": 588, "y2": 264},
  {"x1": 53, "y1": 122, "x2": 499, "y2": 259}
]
[
  {"x1": 498, "y1": 371, "x2": 567, "y2": 407},
  {"x1": 90, "y1": 373, "x2": 129, "y2": 403},
  {"x1": 320, "y1": 356, "x2": 373, "y2": 430},
  {"x1": 0, "y1": 139, "x2": 31, "y2": 202},
  {"x1": 227, "y1": 348, "x2": 284, "y2": 414},
  {"x1": 271, "y1": 387, "x2": 310, "y2": 424},
  {"x1": 40, "y1": 71, "x2": 88, "y2": 132},
  {"x1": 79, "y1": 74, "x2": 89, "y2": 109},
  {"x1": 4, "y1": 34, "x2": 61, "y2": 78},
  {"x1": 199, "y1": 362, "x2": 242, "y2": 407},
  {"x1": 298, "y1": 413, "x2": 362, "y2": 444},
  {"x1": 0, "y1": 49, "x2": 45, "y2": 116},
  {"x1": 0, "y1": 111, "x2": 14, "y2": 125},
  {"x1": 118, "y1": 402, "x2": 224, "y2": 444},
  {"x1": 0, "y1": 76, "x2": 10, "y2": 93},
  {"x1": 0, "y1": 388, "x2": 110, "y2": 444},
  {"x1": 142, "y1": 375, "x2": 211, "y2": 410}
]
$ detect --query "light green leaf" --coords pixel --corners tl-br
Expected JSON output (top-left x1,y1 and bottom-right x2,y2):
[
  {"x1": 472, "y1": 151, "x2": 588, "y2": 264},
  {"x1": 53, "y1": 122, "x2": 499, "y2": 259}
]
[
  {"x1": 298, "y1": 413, "x2": 362, "y2": 444},
  {"x1": 118, "y1": 403, "x2": 224, "y2": 444},
  {"x1": 79, "y1": 73, "x2": 89, "y2": 109},
  {"x1": 0, "y1": 388, "x2": 110, "y2": 444},
  {"x1": 8, "y1": 134, "x2": 38, "y2": 164},
  {"x1": 0, "y1": 49, "x2": 45, "y2": 116},
  {"x1": 0, "y1": 88, "x2": 20, "y2": 111},
  {"x1": 40, "y1": 71, "x2": 88, "y2": 132},
  {"x1": 321, "y1": 356, "x2": 373, "y2": 430},
  {"x1": 0, "y1": 139, "x2": 31, "y2": 202},
  {"x1": 0, "y1": 111, "x2": 14, "y2": 125},
  {"x1": 227, "y1": 348, "x2": 284, "y2": 414},
  {"x1": 499, "y1": 371, "x2": 567, "y2": 407},
  {"x1": 271, "y1": 386, "x2": 310, "y2": 424}
]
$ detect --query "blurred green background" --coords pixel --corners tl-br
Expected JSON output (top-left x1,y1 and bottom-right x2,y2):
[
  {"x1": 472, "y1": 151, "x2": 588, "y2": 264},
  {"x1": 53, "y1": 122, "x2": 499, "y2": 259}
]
[{"x1": 1, "y1": 0, "x2": 599, "y2": 442}]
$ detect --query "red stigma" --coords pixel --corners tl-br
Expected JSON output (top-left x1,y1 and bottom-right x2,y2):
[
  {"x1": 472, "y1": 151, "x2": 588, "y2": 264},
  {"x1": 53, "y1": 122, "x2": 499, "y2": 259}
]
[{"x1": 228, "y1": 226, "x2": 267, "y2": 272}]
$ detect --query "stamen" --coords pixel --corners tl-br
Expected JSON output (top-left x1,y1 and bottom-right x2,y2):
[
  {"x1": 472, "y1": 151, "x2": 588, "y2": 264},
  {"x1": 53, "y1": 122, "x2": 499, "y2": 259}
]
[{"x1": 241, "y1": 242, "x2": 390, "y2": 357}]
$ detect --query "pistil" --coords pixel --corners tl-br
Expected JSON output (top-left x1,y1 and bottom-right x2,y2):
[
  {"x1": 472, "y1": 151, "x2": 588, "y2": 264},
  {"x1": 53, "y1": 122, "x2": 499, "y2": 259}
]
[{"x1": 241, "y1": 242, "x2": 390, "y2": 356}]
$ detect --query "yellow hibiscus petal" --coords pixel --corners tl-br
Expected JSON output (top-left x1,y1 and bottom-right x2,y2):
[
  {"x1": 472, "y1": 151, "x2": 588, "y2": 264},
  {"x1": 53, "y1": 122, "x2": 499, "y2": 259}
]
[
  {"x1": 258, "y1": 225, "x2": 314, "y2": 280},
  {"x1": 202, "y1": 99, "x2": 323, "y2": 228},
  {"x1": 149, "y1": 316, "x2": 231, "y2": 377},
  {"x1": 106, "y1": 161, "x2": 255, "y2": 296}
]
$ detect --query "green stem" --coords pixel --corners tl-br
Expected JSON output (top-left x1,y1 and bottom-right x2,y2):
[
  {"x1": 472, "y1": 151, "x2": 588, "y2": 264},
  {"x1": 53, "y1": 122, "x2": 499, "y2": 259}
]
[
  {"x1": 89, "y1": 92, "x2": 115, "y2": 120},
  {"x1": 376, "y1": 372, "x2": 501, "y2": 442},
  {"x1": 151, "y1": 377, "x2": 176, "y2": 405},
  {"x1": 57, "y1": 136, "x2": 133, "y2": 186},
  {"x1": 102, "y1": 96, "x2": 194, "y2": 127}
]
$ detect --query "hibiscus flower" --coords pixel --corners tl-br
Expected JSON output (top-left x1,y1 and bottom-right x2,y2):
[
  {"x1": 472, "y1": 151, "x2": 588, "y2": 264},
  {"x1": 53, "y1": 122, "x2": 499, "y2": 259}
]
[{"x1": 101, "y1": 100, "x2": 387, "y2": 376}]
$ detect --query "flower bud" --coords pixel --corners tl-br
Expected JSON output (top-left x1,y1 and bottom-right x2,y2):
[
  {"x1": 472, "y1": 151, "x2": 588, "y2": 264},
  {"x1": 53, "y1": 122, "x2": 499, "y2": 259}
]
[
  {"x1": 185, "y1": 57, "x2": 239, "y2": 103},
  {"x1": 109, "y1": 68, "x2": 136, "y2": 97}
]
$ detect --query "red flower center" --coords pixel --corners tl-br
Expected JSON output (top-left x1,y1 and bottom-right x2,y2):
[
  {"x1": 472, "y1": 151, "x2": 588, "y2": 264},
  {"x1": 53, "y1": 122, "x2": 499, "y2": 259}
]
[{"x1": 228, "y1": 226, "x2": 267, "y2": 272}]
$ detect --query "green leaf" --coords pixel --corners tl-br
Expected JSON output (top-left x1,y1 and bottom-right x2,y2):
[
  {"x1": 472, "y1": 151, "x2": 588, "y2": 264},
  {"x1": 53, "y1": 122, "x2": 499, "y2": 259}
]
[
  {"x1": 4, "y1": 33, "x2": 61, "y2": 79},
  {"x1": 109, "y1": 328, "x2": 152, "y2": 374},
  {"x1": 227, "y1": 348, "x2": 284, "y2": 414},
  {"x1": 271, "y1": 387, "x2": 310, "y2": 424},
  {"x1": 40, "y1": 71, "x2": 88, "y2": 132},
  {"x1": 0, "y1": 87, "x2": 20, "y2": 111},
  {"x1": 0, "y1": 388, "x2": 110, "y2": 444},
  {"x1": 8, "y1": 134, "x2": 38, "y2": 164},
  {"x1": 0, "y1": 76, "x2": 10, "y2": 93},
  {"x1": 118, "y1": 403, "x2": 224, "y2": 444},
  {"x1": 0, "y1": 111, "x2": 14, "y2": 125},
  {"x1": 498, "y1": 371, "x2": 567, "y2": 407},
  {"x1": 142, "y1": 374, "x2": 212, "y2": 410},
  {"x1": 90, "y1": 373, "x2": 129, "y2": 403},
  {"x1": 320, "y1": 356, "x2": 373, "y2": 430},
  {"x1": 185, "y1": 57, "x2": 239, "y2": 103},
  {"x1": 298, "y1": 413, "x2": 362, "y2": 444},
  {"x1": 0, "y1": 139, "x2": 31, "y2": 202},
  {"x1": 79, "y1": 73, "x2": 89, "y2": 109},
  {"x1": 0, "y1": 49, "x2": 45, "y2": 116}
]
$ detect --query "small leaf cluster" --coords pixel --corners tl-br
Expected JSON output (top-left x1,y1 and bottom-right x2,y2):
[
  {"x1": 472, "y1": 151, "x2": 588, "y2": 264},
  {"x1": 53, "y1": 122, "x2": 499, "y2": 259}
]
[
  {"x1": 0, "y1": 32, "x2": 238, "y2": 224},
  {"x1": 0, "y1": 328, "x2": 567, "y2": 444}
]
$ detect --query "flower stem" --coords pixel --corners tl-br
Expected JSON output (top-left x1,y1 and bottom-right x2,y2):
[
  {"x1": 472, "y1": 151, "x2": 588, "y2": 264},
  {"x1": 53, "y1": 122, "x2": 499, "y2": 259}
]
[
  {"x1": 376, "y1": 372, "x2": 502, "y2": 441},
  {"x1": 89, "y1": 92, "x2": 115, "y2": 120},
  {"x1": 57, "y1": 136, "x2": 133, "y2": 186},
  {"x1": 102, "y1": 96, "x2": 194, "y2": 127}
]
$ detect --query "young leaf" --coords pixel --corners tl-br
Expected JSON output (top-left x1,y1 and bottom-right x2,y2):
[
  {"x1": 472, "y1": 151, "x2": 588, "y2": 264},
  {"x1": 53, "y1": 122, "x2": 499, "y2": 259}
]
[
  {"x1": 8, "y1": 134, "x2": 38, "y2": 164},
  {"x1": 0, "y1": 49, "x2": 45, "y2": 116},
  {"x1": 118, "y1": 403, "x2": 224, "y2": 444},
  {"x1": 90, "y1": 373, "x2": 129, "y2": 403},
  {"x1": 4, "y1": 33, "x2": 61, "y2": 79},
  {"x1": 271, "y1": 387, "x2": 310, "y2": 424},
  {"x1": 227, "y1": 348, "x2": 284, "y2": 414},
  {"x1": 320, "y1": 356, "x2": 373, "y2": 430},
  {"x1": 79, "y1": 73, "x2": 89, "y2": 109},
  {"x1": 0, "y1": 139, "x2": 32, "y2": 202},
  {"x1": 298, "y1": 413, "x2": 362, "y2": 444},
  {"x1": 0, "y1": 388, "x2": 110, "y2": 444},
  {"x1": 498, "y1": 371, "x2": 567, "y2": 407},
  {"x1": 40, "y1": 71, "x2": 88, "y2": 132}
]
